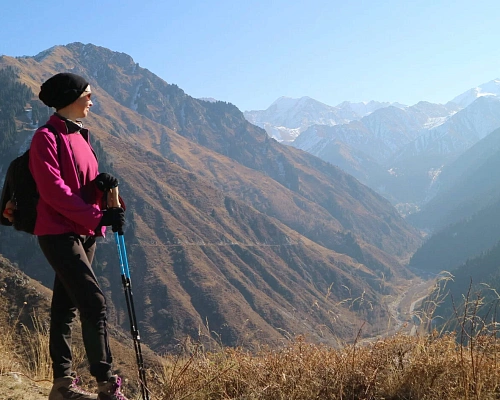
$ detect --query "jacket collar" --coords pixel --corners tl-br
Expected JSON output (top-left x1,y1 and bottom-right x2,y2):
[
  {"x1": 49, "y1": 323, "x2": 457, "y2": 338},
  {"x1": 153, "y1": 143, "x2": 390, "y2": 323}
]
[
  {"x1": 47, "y1": 114, "x2": 90, "y2": 142},
  {"x1": 54, "y1": 113, "x2": 84, "y2": 133}
]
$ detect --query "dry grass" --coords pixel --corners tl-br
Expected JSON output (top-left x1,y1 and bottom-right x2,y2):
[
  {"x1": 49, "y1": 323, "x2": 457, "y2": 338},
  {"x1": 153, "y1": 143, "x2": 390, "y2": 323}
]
[
  {"x1": 18, "y1": 311, "x2": 52, "y2": 380},
  {"x1": 143, "y1": 280, "x2": 500, "y2": 399},
  {"x1": 0, "y1": 307, "x2": 86, "y2": 383},
  {"x1": 1, "y1": 284, "x2": 500, "y2": 400},
  {"x1": 0, "y1": 311, "x2": 21, "y2": 376},
  {"x1": 2, "y1": 327, "x2": 500, "y2": 400},
  {"x1": 148, "y1": 330, "x2": 500, "y2": 400}
]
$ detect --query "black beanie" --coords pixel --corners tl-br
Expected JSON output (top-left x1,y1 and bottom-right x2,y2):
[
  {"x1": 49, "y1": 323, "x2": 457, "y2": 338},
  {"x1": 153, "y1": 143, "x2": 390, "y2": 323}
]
[{"x1": 39, "y1": 73, "x2": 89, "y2": 110}]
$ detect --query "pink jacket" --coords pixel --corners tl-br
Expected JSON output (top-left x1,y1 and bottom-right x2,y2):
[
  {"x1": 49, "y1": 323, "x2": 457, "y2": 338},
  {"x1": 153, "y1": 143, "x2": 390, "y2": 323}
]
[{"x1": 29, "y1": 115, "x2": 106, "y2": 236}]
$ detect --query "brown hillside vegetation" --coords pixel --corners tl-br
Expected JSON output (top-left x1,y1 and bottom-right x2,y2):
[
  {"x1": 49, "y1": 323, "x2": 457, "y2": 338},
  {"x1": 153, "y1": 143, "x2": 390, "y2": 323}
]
[
  {"x1": 1, "y1": 258, "x2": 500, "y2": 400},
  {"x1": 0, "y1": 43, "x2": 422, "y2": 352}
]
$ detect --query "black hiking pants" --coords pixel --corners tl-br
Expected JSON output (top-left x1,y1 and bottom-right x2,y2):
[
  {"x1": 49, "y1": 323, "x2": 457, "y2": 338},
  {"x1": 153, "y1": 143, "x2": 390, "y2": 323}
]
[{"x1": 38, "y1": 233, "x2": 113, "y2": 382}]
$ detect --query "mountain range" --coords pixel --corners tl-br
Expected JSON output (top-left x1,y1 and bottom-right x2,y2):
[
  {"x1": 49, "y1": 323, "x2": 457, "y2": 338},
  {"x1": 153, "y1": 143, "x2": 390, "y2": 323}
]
[
  {"x1": 245, "y1": 78, "x2": 500, "y2": 326},
  {"x1": 244, "y1": 97, "x2": 405, "y2": 143},
  {"x1": 246, "y1": 80, "x2": 500, "y2": 209},
  {"x1": 0, "y1": 43, "x2": 423, "y2": 352},
  {"x1": 3, "y1": 42, "x2": 500, "y2": 355}
]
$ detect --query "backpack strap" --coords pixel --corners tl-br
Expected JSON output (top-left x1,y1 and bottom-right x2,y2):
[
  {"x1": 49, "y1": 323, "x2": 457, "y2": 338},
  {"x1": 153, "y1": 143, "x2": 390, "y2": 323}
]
[
  {"x1": 44, "y1": 123, "x2": 91, "y2": 187},
  {"x1": 43, "y1": 123, "x2": 76, "y2": 187},
  {"x1": 42, "y1": 124, "x2": 62, "y2": 164}
]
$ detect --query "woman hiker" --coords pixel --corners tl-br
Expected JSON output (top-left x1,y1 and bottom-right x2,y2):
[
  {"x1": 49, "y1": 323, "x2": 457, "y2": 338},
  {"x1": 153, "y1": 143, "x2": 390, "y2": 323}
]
[{"x1": 27, "y1": 72, "x2": 128, "y2": 400}]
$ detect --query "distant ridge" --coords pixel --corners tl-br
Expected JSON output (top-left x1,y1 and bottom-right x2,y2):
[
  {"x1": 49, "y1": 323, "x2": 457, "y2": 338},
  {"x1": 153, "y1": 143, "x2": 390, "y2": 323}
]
[{"x1": 244, "y1": 96, "x2": 402, "y2": 143}]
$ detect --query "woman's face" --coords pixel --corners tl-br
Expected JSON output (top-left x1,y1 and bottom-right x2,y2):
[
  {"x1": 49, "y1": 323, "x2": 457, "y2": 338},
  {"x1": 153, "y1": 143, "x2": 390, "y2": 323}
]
[
  {"x1": 60, "y1": 88, "x2": 93, "y2": 119},
  {"x1": 72, "y1": 91, "x2": 93, "y2": 119}
]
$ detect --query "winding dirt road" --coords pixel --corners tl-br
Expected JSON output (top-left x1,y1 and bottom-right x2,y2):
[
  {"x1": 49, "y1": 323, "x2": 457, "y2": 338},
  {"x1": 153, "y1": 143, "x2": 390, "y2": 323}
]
[{"x1": 361, "y1": 274, "x2": 438, "y2": 343}]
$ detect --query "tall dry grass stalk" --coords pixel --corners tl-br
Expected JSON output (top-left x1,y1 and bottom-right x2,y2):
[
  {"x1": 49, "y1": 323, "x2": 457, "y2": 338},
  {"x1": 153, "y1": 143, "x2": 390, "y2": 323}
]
[
  {"x1": 0, "y1": 305, "x2": 23, "y2": 375},
  {"x1": 0, "y1": 309, "x2": 86, "y2": 382},
  {"x1": 19, "y1": 311, "x2": 52, "y2": 380},
  {"x1": 18, "y1": 311, "x2": 88, "y2": 381}
]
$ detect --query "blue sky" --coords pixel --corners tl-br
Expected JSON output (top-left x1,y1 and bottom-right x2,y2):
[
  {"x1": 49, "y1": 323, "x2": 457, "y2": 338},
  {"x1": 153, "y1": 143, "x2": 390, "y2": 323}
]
[{"x1": 1, "y1": 0, "x2": 500, "y2": 111}]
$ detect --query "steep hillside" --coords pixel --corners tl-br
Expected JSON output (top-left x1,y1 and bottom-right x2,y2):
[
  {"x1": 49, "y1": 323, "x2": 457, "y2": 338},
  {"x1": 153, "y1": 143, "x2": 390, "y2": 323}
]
[
  {"x1": 300, "y1": 139, "x2": 390, "y2": 191},
  {"x1": 403, "y1": 127, "x2": 500, "y2": 288},
  {"x1": 408, "y1": 127, "x2": 500, "y2": 231},
  {"x1": 427, "y1": 241, "x2": 500, "y2": 330},
  {"x1": 0, "y1": 43, "x2": 422, "y2": 351},
  {"x1": 392, "y1": 96, "x2": 500, "y2": 166},
  {"x1": 409, "y1": 198, "x2": 500, "y2": 273}
]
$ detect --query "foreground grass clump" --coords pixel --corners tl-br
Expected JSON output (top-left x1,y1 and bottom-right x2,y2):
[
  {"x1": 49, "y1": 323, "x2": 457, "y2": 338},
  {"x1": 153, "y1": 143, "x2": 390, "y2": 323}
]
[
  {"x1": 2, "y1": 300, "x2": 499, "y2": 399},
  {"x1": 152, "y1": 333, "x2": 500, "y2": 400}
]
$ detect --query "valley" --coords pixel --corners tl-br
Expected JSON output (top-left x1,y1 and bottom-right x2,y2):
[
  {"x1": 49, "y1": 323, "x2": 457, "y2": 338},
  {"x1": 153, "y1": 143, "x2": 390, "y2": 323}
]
[
  {"x1": 1, "y1": 43, "x2": 500, "y2": 356},
  {"x1": 2, "y1": 2, "x2": 500, "y2": 394},
  {"x1": 360, "y1": 275, "x2": 437, "y2": 344}
]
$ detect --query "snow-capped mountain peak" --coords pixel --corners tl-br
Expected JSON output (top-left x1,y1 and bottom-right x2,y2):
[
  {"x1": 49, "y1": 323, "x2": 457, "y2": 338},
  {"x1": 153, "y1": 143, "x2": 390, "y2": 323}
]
[
  {"x1": 450, "y1": 79, "x2": 500, "y2": 108},
  {"x1": 244, "y1": 97, "x2": 405, "y2": 143}
]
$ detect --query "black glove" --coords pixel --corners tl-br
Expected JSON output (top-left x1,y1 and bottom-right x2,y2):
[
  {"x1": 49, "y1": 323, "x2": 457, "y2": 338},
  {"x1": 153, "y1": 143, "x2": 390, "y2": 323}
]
[
  {"x1": 98, "y1": 207, "x2": 125, "y2": 233},
  {"x1": 93, "y1": 173, "x2": 119, "y2": 191}
]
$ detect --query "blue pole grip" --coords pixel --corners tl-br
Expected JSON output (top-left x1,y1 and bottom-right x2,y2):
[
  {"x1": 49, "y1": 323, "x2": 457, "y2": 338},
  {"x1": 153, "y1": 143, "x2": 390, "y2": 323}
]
[
  {"x1": 115, "y1": 232, "x2": 131, "y2": 279},
  {"x1": 114, "y1": 232, "x2": 126, "y2": 276},
  {"x1": 120, "y1": 234, "x2": 131, "y2": 279}
]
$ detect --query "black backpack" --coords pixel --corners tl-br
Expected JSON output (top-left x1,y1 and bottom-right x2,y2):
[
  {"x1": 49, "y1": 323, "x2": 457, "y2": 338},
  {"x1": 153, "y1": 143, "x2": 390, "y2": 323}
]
[{"x1": 0, "y1": 124, "x2": 60, "y2": 234}]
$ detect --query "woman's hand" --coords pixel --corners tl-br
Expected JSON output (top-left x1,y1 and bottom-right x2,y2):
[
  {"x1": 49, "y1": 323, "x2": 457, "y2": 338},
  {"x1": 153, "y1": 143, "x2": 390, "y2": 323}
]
[
  {"x1": 2, "y1": 200, "x2": 16, "y2": 223},
  {"x1": 97, "y1": 207, "x2": 125, "y2": 234},
  {"x1": 93, "y1": 173, "x2": 119, "y2": 191}
]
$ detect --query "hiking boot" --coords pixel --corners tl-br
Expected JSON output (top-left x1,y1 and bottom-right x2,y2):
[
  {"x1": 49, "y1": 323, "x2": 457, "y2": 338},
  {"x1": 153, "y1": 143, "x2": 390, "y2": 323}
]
[
  {"x1": 49, "y1": 376, "x2": 98, "y2": 400},
  {"x1": 97, "y1": 375, "x2": 129, "y2": 400}
]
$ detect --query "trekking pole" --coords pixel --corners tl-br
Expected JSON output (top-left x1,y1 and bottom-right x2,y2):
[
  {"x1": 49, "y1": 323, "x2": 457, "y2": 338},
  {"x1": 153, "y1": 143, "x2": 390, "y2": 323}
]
[{"x1": 108, "y1": 188, "x2": 150, "y2": 400}]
